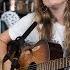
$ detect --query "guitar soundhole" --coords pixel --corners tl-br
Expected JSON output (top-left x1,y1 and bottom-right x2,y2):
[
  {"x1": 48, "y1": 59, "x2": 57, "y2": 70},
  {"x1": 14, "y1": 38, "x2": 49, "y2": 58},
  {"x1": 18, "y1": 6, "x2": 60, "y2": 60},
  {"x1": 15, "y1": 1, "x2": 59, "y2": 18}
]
[{"x1": 27, "y1": 62, "x2": 37, "y2": 70}]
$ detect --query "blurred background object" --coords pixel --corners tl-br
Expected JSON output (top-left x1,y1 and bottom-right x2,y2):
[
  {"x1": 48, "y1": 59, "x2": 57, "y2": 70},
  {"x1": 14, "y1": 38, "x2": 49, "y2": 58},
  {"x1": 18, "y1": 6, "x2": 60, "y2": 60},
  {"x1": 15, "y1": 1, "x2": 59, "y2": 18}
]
[
  {"x1": 1, "y1": 11, "x2": 20, "y2": 28},
  {"x1": 0, "y1": 0, "x2": 34, "y2": 33},
  {"x1": 16, "y1": 0, "x2": 34, "y2": 17},
  {"x1": 0, "y1": 0, "x2": 34, "y2": 17},
  {"x1": 10, "y1": 0, "x2": 16, "y2": 11},
  {"x1": 16, "y1": 0, "x2": 26, "y2": 16}
]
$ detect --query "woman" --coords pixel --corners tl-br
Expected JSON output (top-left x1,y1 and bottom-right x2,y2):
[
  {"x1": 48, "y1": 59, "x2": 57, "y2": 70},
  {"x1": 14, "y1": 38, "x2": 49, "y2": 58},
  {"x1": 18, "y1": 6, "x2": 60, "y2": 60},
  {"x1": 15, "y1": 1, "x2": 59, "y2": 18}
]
[{"x1": 0, "y1": 0, "x2": 70, "y2": 69}]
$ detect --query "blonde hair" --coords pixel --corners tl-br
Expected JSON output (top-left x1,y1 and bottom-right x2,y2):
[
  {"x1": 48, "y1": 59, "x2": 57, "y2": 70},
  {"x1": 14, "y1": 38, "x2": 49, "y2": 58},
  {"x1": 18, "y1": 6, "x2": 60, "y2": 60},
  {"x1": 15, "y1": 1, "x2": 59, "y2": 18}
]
[
  {"x1": 63, "y1": 0, "x2": 70, "y2": 48},
  {"x1": 34, "y1": 0, "x2": 56, "y2": 40},
  {"x1": 34, "y1": 0, "x2": 70, "y2": 49}
]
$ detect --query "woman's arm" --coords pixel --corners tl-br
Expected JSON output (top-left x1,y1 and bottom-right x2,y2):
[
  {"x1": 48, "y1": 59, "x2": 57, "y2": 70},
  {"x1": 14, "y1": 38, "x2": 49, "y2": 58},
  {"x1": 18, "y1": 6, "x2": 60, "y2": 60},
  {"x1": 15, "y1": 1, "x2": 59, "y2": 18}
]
[
  {"x1": 0, "y1": 30, "x2": 11, "y2": 44},
  {"x1": 0, "y1": 13, "x2": 36, "y2": 70},
  {"x1": 0, "y1": 30, "x2": 11, "y2": 60},
  {"x1": 0, "y1": 30, "x2": 11, "y2": 70}
]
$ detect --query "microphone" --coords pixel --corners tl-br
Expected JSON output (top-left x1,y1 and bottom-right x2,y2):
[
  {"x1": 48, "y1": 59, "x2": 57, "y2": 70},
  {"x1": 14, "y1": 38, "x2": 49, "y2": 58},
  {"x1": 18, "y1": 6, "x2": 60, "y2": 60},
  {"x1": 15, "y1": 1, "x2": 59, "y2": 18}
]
[
  {"x1": 3, "y1": 40, "x2": 20, "y2": 63},
  {"x1": 2, "y1": 22, "x2": 37, "y2": 69},
  {"x1": 3, "y1": 22, "x2": 37, "y2": 63}
]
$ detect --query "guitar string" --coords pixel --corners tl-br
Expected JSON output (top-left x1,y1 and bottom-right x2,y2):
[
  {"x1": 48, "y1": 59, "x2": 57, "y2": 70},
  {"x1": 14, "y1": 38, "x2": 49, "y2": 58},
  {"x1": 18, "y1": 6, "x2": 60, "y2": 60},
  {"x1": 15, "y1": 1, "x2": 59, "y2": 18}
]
[
  {"x1": 19, "y1": 56, "x2": 70, "y2": 70},
  {"x1": 19, "y1": 61, "x2": 59, "y2": 69},
  {"x1": 19, "y1": 62, "x2": 55, "y2": 70},
  {"x1": 19, "y1": 63, "x2": 46, "y2": 70}
]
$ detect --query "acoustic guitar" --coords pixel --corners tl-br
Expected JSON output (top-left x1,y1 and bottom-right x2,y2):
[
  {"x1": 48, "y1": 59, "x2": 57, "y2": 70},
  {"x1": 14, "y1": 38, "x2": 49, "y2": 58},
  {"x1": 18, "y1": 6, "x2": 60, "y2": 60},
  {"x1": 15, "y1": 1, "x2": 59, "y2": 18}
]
[{"x1": 18, "y1": 40, "x2": 70, "y2": 70}]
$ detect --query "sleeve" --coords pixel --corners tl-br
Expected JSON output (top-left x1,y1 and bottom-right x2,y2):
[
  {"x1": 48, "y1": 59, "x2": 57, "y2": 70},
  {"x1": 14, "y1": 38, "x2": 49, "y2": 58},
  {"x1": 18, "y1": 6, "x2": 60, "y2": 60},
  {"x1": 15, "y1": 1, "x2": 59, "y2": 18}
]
[{"x1": 8, "y1": 13, "x2": 35, "y2": 40}]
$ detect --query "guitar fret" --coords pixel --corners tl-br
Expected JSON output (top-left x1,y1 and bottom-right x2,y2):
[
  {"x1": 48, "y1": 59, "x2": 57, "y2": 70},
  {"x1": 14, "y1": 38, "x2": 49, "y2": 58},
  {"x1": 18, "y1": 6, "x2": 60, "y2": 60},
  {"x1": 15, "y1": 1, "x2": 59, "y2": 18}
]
[
  {"x1": 41, "y1": 63, "x2": 42, "y2": 70},
  {"x1": 41, "y1": 63, "x2": 43, "y2": 70},
  {"x1": 57, "y1": 58, "x2": 62, "y2": 69},
  {"x1": 51, "y1": 60, "x2": 55, "y2": 70},
  {"x1": 49, "y1": 61, "x2": 52, "y2": 70},
  {"x1": 66, "y1": 57, "x2": 68, "y2": 68},
  {"x1": 37, "y1": 63, "x2": 41, "y2": 70},
  {"x1": 48, "y1": 61, "x2": 50, "y2": 70},
  {"x1": 41, "y1": 62, "x2": 46, "y2": 70},
  {"x1": 45, "y1": 63, "x2": 48, "y2": 70},
  {"x1": 41, "y1": 63, "x2": 45, "y2": 70},
  {"x1": 67, "y1": 57, "x2": 70, "y2": 68},
  {"x1": 29, "y1": 57, "x2": 70, "y2": 70},
  {"x1": 53, "y1": 60, "x2": 55, "y2": 70},
  {"x1": 68, "y1": 57, "x2": 70, "y2": 67},
  {"x1": 58, "y1": 59, "x2": 60, "y2": 69},
  {"x1": 60, "y1": 58, "x2": 63, "y2": 69},
  {"x1": 63, "y1": 58, "x2": 66, "y2": 68},
  {"x1": 58, "y1": 59, "x2": 61, "y2": 69},
  {"x1": 63, "y1": 57, "x2": 70, "y2": 68},
  {"x1": 41, "y1": 62, "x2": 44, "y2": 70},
  {"x1": 62, "y1": 58, "x2": 64, "y2": 68},
  {"x1": 43, "y1": 63, "x2": 46, "y2": 70},
  {"x1": 55, "y1": 59, "x2": 59, "y2": 70},
  {"x1": 49, "y1": 61, "x2": 51, "y2": 70},
  {"x1": 50, "y1": 60, "x2": 53, "y2": 70},
  {"x1": 46, "y1": 61, "x2": 51, "y2": 70},
  {"x1": 43, "y1": 62, "x2": 46, "y2": 70},
  {"x1": 46, "y1": 62, "x2": 49, "y2": 70},
  {"x1": 37, "y1": 64, "x2": 39, "y2": 70}
]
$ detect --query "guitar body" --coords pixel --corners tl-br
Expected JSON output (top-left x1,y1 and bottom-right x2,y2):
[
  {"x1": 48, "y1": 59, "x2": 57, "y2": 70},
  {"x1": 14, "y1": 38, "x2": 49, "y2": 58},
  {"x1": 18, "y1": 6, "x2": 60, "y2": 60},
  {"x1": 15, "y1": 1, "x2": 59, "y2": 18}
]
[{"x1": 18, "y1": 40, "x2": 63, "y2": 70}]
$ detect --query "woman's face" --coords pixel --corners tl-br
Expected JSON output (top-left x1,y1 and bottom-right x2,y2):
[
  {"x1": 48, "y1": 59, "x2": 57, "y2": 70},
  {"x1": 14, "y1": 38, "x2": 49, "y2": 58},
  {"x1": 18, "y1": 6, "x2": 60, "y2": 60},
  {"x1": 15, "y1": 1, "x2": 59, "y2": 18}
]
[{"x1": 42, "y1": 0, "x2": 66, "y2": 8}]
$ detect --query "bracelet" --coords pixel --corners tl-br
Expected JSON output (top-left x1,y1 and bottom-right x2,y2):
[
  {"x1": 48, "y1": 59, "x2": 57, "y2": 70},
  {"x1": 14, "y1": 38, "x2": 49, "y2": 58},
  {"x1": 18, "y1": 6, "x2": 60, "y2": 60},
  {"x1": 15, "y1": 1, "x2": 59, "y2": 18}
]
[{"x1": 0, "y1": 38, "x2": 7, "y2": 45}]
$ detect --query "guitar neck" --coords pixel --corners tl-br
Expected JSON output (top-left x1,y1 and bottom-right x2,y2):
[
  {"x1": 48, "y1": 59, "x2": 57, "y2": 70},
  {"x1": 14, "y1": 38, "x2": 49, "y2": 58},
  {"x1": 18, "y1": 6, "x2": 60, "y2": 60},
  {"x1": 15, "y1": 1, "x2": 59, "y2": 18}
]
[{"x1": 37, "y1": 56, "x2": 70, "y2": 70}]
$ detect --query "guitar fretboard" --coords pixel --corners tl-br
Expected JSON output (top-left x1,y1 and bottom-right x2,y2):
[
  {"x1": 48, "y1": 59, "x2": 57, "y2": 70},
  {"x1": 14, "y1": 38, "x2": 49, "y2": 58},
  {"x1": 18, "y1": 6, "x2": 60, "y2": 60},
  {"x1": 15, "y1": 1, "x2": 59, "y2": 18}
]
[
  {"x1": 20, "y1": 56, "x2": 70, "y2": 70},
  {"x1": 36, "y1": 56, "x2": 70, "y2": 70}
]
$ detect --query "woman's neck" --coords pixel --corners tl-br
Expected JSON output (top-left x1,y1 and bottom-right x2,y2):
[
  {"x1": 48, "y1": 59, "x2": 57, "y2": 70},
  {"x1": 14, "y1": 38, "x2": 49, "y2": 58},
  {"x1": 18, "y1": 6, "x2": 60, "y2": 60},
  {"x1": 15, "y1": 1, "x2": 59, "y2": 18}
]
[{"x1": 49, "y1": 1, "x2": 66, "y2": 25}]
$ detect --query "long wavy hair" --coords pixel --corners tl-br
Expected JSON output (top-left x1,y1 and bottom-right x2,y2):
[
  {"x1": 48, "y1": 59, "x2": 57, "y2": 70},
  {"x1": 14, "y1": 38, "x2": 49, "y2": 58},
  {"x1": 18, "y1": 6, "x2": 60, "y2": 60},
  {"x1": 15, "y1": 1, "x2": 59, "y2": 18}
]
[
  {"x1": 63, "y1": 0, "x2": 70, "y2": 48},
  {"x1": 34, "y1": 0, "x2": 70, "y2": 48},
  {"x1": 34, "y1": 0, "x2": 56, "y2": 41}
]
